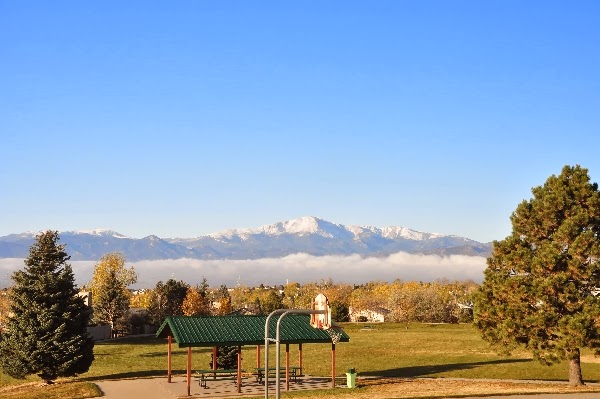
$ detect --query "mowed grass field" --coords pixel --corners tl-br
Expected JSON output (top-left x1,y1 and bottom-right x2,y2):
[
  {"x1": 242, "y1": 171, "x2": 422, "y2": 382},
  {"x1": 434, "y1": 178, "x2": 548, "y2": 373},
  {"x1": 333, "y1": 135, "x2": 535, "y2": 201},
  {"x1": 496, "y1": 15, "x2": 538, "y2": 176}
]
[{"x1": 3, "y1": 322, "x2": 600, "y2": 398}]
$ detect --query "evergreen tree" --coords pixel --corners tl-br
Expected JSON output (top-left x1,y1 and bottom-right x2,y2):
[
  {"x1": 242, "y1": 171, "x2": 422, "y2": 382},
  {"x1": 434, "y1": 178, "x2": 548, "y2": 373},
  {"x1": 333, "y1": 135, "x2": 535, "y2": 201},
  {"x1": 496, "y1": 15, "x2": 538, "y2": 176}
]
[
  {"x1": 90, "y1": 252, "x2": 137, "y2": 334},
  {"x1": 330, "y1": 300, "x2": 349, "y2": 322},
  {"x1": 474, "y1": 165, "x2": 600, "y2": 386},
  {"x1": 210, "y1": 346, "x2": 238, "y2": 369},
  {"x1": 149, "y1": 279, "x2": 189, "y2": 325},
  {"x1": 0, "y1": 231, "x2": 94, "y2": 383}
]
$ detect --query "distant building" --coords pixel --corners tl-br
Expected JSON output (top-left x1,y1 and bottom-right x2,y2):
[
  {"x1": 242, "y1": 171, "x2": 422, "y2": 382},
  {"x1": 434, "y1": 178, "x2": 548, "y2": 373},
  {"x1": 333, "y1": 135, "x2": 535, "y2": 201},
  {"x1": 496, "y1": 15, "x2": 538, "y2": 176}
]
[
  {"x1": 227, "y1": 307, "x2": 260, "y2": 316},
  {"x1": 349, "y1": 306, "x2": 390, "y2": 323},
  {"x1": 78, "y1": 291, "x2": 92, "y2": 307}
]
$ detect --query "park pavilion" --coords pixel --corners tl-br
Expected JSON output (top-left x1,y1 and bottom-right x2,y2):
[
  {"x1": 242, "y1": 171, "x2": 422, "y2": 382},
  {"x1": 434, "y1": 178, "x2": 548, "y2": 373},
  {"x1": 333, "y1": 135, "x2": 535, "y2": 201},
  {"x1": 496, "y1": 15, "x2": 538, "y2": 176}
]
[{"x1": 156, "y1": 314, "x2": 350, "y2": 395}]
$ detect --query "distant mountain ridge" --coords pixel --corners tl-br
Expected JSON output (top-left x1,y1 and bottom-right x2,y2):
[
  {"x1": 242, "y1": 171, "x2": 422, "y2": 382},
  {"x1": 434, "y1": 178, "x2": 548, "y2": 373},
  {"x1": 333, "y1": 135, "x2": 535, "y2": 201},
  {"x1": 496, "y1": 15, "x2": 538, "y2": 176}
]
[{"x1": 0, "y1": 216, "x2": 492, "y2": 261}]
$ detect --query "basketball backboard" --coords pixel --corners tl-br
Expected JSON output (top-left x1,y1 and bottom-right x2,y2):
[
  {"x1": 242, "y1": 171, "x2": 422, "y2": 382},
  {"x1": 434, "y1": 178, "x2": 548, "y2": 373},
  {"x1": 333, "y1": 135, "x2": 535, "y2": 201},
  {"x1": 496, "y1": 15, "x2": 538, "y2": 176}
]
[{"x1": 310, "y1": 293, "x2": 331, "y2": 330}]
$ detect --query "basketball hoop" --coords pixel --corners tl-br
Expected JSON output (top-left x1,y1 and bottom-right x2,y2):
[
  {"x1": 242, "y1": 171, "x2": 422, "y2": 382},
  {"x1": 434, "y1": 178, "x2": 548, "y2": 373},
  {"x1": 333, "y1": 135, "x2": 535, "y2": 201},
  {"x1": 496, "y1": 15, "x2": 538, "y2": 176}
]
[
  {"x1": 326, "y1": 325, "x2": 344, "y2": 344},
  {"x1": 310, "y1": 293, "x2": 331, "y2": 330},
  {"x1": 310, "y1": 293, "x2": 344, "y2": 343}
]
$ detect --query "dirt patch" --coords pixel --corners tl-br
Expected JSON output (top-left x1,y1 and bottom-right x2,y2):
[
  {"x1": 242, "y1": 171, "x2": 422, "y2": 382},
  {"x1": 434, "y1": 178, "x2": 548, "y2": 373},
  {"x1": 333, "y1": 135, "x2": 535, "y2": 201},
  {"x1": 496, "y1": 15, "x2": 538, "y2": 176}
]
[
  {"x1": 312, "y1": 378, "x2": 600, "y2": 399},
  {"x1": 580, "y1": 355, "x2": 600, "y2": 364}
]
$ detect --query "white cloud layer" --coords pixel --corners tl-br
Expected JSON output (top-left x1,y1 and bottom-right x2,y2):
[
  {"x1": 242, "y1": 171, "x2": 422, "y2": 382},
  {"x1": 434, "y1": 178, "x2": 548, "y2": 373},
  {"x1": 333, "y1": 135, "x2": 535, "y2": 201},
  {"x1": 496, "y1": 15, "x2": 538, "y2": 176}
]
[{"x1": 0, "y1": 252, "x2": 487, "y2": 289}]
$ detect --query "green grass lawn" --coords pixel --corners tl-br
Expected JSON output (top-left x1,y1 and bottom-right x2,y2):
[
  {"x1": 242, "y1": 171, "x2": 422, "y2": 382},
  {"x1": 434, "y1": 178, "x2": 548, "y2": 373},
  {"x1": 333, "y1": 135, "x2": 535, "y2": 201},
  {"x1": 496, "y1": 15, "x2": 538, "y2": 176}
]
[{"x1": 3, "y1": 323, "x2": 600, "y2": 396}]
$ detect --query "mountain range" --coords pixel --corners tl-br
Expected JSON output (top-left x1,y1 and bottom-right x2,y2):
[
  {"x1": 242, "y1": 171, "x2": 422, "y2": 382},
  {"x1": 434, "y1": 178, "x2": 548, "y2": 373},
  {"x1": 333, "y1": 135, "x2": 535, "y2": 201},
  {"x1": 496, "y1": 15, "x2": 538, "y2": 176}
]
[{"x1": 0, "y1": 216, "x2": 492, "y2": 261}]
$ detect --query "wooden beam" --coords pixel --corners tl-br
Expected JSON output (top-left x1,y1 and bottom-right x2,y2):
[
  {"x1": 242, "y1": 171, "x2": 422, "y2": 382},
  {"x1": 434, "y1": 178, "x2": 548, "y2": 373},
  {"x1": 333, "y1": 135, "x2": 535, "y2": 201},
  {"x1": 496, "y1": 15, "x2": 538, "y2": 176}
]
[
  {"x1": 256, "y1": 344, "x2": 261, "y2": 369},
  {"x1": 212, "y1": 346, "x2": 217, "y2": 372},
  {"x1": 167, "y1": 335, "x2": 172, "y2": 383},
  {"x1": 286, "y1": 343, "x2": 290, "y2": 391},
  {"x1": 331, "y1": 343, "x2": 336, "y2": 389},
  {"x1": 298, "y1": 343, "x2": 303, "y2": 375},
  {"x1": 187, "y1": 347, "x2": 192, "y2": 396},
  {"x1": 237, "y1": 345, "x2": 242, "y2": 393}
]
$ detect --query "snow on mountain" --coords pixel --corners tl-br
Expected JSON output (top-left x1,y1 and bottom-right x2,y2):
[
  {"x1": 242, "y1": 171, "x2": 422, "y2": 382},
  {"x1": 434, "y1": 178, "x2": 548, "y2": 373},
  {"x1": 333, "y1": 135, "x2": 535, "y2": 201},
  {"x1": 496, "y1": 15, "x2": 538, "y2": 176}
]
[
  {"x1": 206, "y1": 216, "x2": 443, "y2": 241},
  {"x1": 167, "y1": 216, "x2": 491, "y2": 259},
  {"x1": 379, "y1": 226, "x2": 445, "y2": 240},
  {"x1": 0, "y1": 216, "x2": 492, "y2": 261},
  {"x1": 0, "y1": 232, "x2": 37, "y2": 242},
  {"x1": 68, "y1": 229, "x2": 131, "y2": 239},
  {"x1": 241, "y1": 216, "x2": 352, "y2": 238}
]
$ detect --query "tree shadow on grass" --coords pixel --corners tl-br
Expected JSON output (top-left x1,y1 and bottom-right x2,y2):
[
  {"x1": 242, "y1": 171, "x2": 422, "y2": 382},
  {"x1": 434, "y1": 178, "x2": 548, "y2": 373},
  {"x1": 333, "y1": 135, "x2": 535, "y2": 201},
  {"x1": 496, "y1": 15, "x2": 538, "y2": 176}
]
[
  {"x1": 80, "y1": 369, "x2": 188, "y2": 382},
  {"x1": 138, "y1": 348, "x2": 212, "y2": 358},
  {"x1": 94, "y1": 337, "x2": 164, "y2": 346},
  {"x1": 360, "y1": 359, "x2": 531, "y2": 378}
]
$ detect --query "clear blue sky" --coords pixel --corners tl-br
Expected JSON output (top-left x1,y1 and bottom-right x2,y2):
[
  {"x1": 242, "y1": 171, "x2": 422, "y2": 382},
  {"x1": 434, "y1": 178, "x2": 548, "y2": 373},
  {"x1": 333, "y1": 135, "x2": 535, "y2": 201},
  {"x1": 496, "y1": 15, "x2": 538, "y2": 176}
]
[{"x1": 1, "y1": 1, "x2": 600, "y2": 243}]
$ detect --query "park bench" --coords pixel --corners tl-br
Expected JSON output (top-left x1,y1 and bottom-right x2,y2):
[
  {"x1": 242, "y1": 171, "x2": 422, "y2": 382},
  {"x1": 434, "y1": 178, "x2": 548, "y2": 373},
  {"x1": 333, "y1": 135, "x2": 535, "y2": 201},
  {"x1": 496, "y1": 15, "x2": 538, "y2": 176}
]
[
  {"x1": 196, "y1": 369, "x2": 246, "y2": 388},
  {"x1": 255, "y1": 366, "x2": 302, "y2": 384}
]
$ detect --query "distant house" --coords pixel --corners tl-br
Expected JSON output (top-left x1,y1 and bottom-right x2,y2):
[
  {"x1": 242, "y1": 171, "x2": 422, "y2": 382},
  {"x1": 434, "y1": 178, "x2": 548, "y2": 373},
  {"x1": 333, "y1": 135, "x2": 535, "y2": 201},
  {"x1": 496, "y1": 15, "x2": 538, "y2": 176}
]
[
  {"x1": 349, "y1": 306, "x2": 390, "y2": 323},
  {"x1": 77, "y1": 291, "x2": 92, "y2": 307},
  {"x1": 227, "y1": 307, "x2": 260, "y2": 316}
]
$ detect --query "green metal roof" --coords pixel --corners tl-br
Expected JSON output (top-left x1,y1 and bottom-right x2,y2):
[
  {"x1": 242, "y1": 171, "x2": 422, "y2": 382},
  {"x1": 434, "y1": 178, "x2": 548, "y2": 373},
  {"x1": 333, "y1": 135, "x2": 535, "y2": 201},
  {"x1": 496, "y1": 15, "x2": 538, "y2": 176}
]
[{"x1": 156, "y1": 314, "x2": 350, "y2": 347}]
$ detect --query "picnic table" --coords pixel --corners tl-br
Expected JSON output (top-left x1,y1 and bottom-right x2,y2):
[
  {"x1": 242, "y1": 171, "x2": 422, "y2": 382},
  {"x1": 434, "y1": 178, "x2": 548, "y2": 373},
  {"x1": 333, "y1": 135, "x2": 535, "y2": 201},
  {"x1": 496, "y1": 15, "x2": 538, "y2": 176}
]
[
  {"x1": 255, "y1": 366, "x2": 302, "y2": 384},
  {"x1": 196, "y1": 369, "x2": 246, "y2": 388}
]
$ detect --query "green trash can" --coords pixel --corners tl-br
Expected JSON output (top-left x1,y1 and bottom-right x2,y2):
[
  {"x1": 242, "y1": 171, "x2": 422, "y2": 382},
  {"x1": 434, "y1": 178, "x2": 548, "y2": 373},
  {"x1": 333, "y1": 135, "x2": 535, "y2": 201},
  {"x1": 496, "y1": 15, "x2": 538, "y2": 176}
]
[{"x1": 346, "y1": 368, "x2": 357, "y2": 388}]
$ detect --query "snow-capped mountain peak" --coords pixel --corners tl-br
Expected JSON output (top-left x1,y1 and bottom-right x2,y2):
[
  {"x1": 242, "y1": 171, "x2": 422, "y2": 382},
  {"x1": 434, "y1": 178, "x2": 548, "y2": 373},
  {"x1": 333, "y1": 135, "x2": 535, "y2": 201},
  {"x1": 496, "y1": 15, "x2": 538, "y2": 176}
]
[
  {"x1": 257, "y1": 216, "x2": 337, "y2": 236},
  {"x1": 0, "y1": 217, "x2": 491, "y2": 261},
  {"x1": 380, "y1": 226, "x2": 442, "y2": 241},
  {"x1": 68, "y1": 229, "x2": 131, "y2": 239},
  {"x1": 206, "y1": 216, "x2": 343, "y2": 239}
]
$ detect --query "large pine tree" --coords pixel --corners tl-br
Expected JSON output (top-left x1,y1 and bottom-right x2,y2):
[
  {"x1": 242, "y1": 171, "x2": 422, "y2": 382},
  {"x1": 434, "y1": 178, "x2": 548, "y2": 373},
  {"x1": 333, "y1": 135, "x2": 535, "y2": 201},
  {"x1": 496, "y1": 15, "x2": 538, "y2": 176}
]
[
  {"x1": 0, "y1": 231, "x2": 94, "y2": 383},
  {"x1": 474, "y1": 165, "x2": 600, "y2": 386}
]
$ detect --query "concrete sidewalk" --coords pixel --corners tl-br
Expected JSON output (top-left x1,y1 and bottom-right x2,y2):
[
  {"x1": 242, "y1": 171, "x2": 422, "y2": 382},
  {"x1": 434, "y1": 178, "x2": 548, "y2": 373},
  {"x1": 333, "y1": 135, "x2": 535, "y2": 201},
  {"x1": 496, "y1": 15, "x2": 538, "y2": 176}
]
[
  {"x1": 95, "y1": 378, "x2": 174, "y2": 399},
  {"x1": 95, "y1": 375, "x2": 334, "y2": 398}
]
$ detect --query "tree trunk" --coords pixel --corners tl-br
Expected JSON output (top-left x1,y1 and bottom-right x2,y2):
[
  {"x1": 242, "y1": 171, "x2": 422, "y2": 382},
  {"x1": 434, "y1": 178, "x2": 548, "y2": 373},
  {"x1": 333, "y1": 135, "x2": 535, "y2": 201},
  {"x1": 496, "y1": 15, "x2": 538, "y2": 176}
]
[{"x1": 568, "y1": 348, "x2": 584, "y2": 386}]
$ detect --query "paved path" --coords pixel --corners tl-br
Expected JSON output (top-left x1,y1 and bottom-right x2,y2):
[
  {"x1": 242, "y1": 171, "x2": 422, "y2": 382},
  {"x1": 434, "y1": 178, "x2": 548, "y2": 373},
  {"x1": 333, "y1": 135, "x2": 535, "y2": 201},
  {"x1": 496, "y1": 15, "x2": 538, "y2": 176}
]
[
  {"x1": 95, "y1": 378, "x2": 174, "y2": 399},
  {"x1": 94, "y1": 377, "x2": 600, "y2": 399},
  {"x1": 454, "y1": 395, "x2": 600, "y2": 399}
]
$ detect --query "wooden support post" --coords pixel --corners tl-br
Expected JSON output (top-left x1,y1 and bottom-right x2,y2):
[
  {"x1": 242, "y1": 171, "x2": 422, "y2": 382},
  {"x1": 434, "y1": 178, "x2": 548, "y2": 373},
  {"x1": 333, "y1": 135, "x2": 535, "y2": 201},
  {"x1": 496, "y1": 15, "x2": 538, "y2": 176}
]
[
  {"x1": 286, "y1": 343, "x2": 290, "y2": 391},
  {"x1": 256, "y1": 344, "x2": 261, "y2": 369},
  {"x1": 331, "y1": 343, "x2": 336, "y2": 389},
  {"x1": 187, "y1": 347, "x2": 192, "y2": 396},
  {"x1": 212, "y1": 346, "x2": 217, "y2": 373},
  {"x1": 298, "y1": 343, "x2": 303, "y2": 375},
  {"x1": 237, "y1": 345, "x2": 242, "y2": 393},
  {"x1": 167, "y1": 335, "x2": 172, "y2": 383}
]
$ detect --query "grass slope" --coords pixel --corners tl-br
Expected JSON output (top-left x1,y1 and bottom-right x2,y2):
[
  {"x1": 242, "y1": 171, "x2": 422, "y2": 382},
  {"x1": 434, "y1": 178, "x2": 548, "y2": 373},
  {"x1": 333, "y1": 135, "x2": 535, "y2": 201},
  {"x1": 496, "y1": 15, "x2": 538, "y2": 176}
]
[{"x1": 3, "y1": 323, "x2": 600, "y2": 397}]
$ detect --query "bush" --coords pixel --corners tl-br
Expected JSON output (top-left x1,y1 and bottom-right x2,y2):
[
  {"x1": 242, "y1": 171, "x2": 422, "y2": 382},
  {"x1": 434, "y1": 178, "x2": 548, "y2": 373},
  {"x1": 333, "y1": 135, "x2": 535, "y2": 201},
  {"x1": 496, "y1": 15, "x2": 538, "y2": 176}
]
[{"x1": 115, "y1": 310, "x2": 152, "y2": 335}]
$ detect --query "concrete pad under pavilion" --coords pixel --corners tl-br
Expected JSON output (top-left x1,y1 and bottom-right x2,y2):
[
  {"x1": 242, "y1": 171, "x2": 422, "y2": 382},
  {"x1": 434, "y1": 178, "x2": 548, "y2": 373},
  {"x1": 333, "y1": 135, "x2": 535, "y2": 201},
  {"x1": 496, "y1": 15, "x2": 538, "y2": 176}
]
[{"x1": 96, "y1": 375, "x2": 341, "y2": 399}]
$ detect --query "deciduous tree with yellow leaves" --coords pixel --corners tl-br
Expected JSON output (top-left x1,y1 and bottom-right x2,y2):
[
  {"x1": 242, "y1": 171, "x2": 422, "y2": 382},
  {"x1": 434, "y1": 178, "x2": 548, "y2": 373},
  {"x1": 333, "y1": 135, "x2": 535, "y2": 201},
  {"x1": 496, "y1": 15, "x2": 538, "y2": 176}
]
[
  {"x1": 182, "y1": 278, "x2": 211, "y2": 316},
  {"x1": 89, "y1": 252, "x2": 137, "y2": 334}
]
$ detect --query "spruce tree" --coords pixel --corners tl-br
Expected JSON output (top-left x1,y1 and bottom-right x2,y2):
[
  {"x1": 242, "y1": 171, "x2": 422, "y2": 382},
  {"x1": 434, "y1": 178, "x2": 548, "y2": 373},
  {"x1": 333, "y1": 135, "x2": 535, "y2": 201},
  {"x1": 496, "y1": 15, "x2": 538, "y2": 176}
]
[
  {"x1": 210, "y1": 346, "x2": 238, "y2": 369},
  {"x1": 149, "y1": 279, "x2": 189, "y2": 325},
  {"x1": 0, "y1": 231, "x2": 94, "y2": 383},
  {"x1": 474, "y1": 165, "x2": 600, "y2": 386}
]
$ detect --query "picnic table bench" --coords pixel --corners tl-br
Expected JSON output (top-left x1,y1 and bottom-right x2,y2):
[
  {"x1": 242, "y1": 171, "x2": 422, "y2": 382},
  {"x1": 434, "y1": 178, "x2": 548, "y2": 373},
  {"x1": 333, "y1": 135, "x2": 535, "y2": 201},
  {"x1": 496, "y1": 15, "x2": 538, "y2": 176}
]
[
  {"x1": 255, "y1": 366, "x2": 302, "y2": 384},
  {"x1": 196, "y1": 369, "x2": 246, "y2": 388}
]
